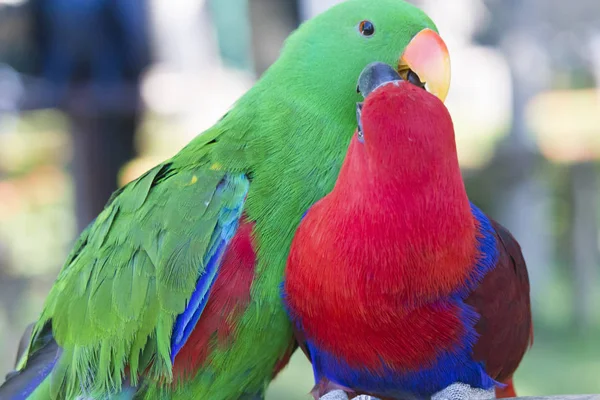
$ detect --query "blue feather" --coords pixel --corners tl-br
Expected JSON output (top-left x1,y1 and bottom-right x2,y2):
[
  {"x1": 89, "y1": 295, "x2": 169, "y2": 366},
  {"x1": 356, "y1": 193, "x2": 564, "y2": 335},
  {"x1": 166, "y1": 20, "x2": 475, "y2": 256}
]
[
  {"x1": 170, "y1": 174, "x2": 249, "y2": 361},
  {"x1": 301, "y1": 210, "x2": 309, "y2": 220},
  {"x1": 0, "y1": 334, "x2": 61, "y2": 400},
  {"x1": 285, "y1": 202, "x2": 501, "y2": 398},
  {"x1": 304, "y1": 297, "x2": 497, "y2": 398}
]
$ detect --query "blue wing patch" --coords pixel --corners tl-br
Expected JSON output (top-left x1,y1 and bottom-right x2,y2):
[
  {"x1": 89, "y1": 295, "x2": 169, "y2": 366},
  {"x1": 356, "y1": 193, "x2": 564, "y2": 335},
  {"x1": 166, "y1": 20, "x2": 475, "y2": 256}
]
[{"x1": 170, "y1": 174, "x2": 249, "y2": 361}]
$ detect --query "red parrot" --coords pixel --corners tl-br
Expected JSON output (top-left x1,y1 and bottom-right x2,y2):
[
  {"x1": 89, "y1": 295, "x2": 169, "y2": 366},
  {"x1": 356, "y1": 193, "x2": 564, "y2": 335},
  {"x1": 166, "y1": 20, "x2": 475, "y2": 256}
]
[{"x1": 283, "y1": 63, "x2": 533, "y2": 400}]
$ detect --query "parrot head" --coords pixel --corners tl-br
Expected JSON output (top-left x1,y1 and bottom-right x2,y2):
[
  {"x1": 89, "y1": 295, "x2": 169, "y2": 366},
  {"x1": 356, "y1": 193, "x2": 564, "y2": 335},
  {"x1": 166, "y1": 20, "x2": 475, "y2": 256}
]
[
  {"x1": 267, "y1": 0, "x2": 450, "y2": 110},
  {"x1": 354, "y1": 62, "x2": 456, "y2": 173},
  {"x1": 227, "y1": 0, "x2": 453, "y2": 221}
]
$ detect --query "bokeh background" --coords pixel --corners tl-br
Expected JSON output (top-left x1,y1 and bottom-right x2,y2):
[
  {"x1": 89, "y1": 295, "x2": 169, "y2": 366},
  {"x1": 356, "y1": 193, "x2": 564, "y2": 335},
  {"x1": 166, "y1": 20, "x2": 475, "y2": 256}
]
[{"x1": 0, "y1": 0, "x2": 599, "y2": 398}]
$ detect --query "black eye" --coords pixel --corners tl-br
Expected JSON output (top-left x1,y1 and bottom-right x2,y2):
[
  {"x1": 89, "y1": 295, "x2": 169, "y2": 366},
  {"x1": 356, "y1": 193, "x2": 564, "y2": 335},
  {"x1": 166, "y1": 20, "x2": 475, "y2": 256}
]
[
  {"x1": 358, "y1": 20, "x2": 375, "y2": 37},
  {"x1": 407, "y1": 69, "x2": 426, "y2": 90}
]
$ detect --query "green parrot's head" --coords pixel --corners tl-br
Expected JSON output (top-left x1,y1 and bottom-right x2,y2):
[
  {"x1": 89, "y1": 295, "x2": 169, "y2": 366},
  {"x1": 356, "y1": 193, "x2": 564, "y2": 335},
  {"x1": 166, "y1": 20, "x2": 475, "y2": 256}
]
[
  {"x1": 263, "y1": 0, "x2": 450, "y2": 115},
  {"x1": 226, "y1": 0, "x2": 453, "y2": 212}
]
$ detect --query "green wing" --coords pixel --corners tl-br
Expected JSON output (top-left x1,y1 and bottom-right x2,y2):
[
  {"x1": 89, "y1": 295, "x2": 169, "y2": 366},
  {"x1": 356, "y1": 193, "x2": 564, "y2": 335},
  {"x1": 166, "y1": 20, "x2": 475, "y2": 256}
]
[{"x1": 26, "y1": 160, "x2": 249, "y2": 398}]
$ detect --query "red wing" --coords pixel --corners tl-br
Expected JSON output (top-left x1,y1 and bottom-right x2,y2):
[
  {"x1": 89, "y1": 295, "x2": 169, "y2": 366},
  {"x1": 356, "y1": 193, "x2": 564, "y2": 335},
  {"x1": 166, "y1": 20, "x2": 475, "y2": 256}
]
[
  {"x1": 466, "y1": 217, "x2": 533, "y2": 384},
  {"x1": 172, "y1": 219, "x2": 297, "y2": 382}
]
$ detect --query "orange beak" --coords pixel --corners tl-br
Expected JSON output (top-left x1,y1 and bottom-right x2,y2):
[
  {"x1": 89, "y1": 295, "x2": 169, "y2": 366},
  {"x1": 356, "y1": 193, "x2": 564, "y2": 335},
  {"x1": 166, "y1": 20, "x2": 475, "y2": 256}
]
[{"x1": 398, "y1": 28, "x2": 451, "y2": 102}]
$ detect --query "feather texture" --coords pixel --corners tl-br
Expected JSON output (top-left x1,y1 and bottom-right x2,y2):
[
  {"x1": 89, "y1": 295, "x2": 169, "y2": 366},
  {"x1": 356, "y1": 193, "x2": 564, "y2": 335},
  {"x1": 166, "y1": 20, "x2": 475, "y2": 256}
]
[
  {"x1": 284, "y1": 82, "x2": 532, "y2": 399},
  {"x1": 467, "y1": 219, "x2": 533, "y2": 398},
  {"x1": 19, "y1": 167, "x2": 249, "y2": 398},
  {"x1": 0, "y1": 1, "x2": 448, "y2": 398}
]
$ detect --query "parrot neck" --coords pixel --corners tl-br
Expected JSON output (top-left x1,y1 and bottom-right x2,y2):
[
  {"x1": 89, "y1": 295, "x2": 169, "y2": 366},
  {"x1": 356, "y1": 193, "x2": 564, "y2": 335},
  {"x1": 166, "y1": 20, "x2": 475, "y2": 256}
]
[
  {"x1": 206, "y1": 79, "x2": 358, "y2": 224},
  {"x1": 323, "y1": 136, "x2": 481, "y2": 302}
]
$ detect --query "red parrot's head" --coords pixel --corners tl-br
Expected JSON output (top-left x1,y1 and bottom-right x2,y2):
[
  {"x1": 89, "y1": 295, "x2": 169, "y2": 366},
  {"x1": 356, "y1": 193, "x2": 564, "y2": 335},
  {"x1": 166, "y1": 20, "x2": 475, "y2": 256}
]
[{"x1": 355, "y1": 62, "x2": 457, "y2": 174}]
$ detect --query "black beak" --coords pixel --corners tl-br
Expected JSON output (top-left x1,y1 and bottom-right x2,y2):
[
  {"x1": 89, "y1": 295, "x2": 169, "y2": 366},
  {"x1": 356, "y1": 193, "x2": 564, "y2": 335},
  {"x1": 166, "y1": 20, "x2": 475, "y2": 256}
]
[
  {"x1": 356, "y1": 62, "x2": 403, "y2": 140},
  {"x1": 356, "y1": 102, "x2": 364, "y2": 141},
  {"x1": 356, "y1": 62, "x2": 403, "y2": 99}
]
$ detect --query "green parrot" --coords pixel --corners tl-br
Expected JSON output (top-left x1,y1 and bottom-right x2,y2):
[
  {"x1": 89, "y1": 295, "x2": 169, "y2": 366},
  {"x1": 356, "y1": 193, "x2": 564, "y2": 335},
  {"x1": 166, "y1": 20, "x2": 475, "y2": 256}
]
[{"x1": 1, "y1": 1, "x2": 450, "y2": 399}]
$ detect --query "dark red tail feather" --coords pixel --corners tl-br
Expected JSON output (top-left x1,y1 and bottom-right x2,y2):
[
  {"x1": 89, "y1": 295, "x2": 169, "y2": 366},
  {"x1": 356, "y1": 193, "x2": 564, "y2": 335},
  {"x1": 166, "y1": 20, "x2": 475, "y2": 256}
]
[{"x1": 467, "y1": 218, "x2": 533, "y2": 391}]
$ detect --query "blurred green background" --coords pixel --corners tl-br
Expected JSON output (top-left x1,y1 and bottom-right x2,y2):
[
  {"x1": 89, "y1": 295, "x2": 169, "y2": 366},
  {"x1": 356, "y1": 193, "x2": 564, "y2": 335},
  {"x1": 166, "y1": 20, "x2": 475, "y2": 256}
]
[{"x1": 1, "y1": 0, "x2": 600, "y2": 398}]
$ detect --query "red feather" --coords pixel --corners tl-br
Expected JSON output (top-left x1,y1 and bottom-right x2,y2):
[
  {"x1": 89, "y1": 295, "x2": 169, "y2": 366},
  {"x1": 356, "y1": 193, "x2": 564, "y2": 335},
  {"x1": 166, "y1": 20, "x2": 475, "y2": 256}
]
[
  {"x1": 173, "y1": 219, "x2": 257, "y2": 379},
  {"x1": 286, "y1": 82, "x2": 481, "y2": 371},
  {"x1": 467, "y1": 219, "x2": 533, "y2": 397},
  {"x1": 284, "y1": 82, "x2": 532, "y2": 397}
]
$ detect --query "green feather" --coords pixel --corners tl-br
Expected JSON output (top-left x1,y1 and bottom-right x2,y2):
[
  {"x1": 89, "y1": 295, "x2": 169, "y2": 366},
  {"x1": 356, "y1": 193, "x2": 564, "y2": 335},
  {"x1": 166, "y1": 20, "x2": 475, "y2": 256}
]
[
  {"x1": 24, "y1": 166, "x2": 249, "y2": 398},
  {"x1": 13, "y1": 1, "x2": 440, "y2": 398}
]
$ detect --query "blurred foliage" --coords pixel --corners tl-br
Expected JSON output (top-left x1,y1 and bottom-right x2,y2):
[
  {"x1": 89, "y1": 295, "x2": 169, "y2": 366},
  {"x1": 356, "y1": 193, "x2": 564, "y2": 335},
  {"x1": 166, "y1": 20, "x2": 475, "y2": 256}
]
[{"x1": 0, "y1": 110, "x2": 74, "y2": 278}]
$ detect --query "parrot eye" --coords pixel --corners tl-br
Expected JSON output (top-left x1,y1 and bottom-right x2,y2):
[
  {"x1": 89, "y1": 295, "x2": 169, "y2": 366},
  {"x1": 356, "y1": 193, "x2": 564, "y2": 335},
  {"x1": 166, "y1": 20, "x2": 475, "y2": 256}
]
[{"x1": 358, "y1": 20, "x2": 375, "y2": 37}]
